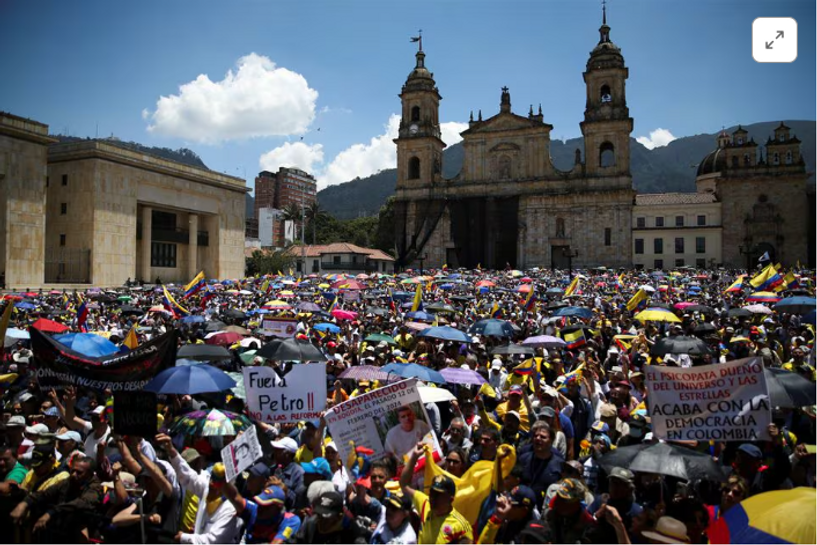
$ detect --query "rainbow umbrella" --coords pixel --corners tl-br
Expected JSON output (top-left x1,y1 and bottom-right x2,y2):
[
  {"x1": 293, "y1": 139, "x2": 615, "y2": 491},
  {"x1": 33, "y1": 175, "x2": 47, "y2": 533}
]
[
  {"x1": 709, "y1": 487, "x2": 815, "y2": 544},
  {"x1": 169, "y1": 409, "x2": 253, "y2": 437},
  {"x1": 746, "y1": 291, "x2": 782, "y2": 303}
]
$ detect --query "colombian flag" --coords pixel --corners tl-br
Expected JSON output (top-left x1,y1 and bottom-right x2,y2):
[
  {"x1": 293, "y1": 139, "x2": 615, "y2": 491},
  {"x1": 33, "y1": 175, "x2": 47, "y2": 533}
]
[
  {"x1": 626, "y1": 289, "x2": 649, "y2": 312},
  {"x1": 563, "y1": 329, "x2": 586, "y2": 350},
  {"x1": 724, "y1": 275, "x2": 746, "y2": 293},
  {"x1": 411, "y1": 284, "x2": 423, "y2": 312},
  {"x1": 122, "y1": 326, "x2": 138, "y2": 350},
  {"x1": 162, "y1": 286, "x2": 189, "y2": 318},
  {"x1": 564, "y1": 277, "x2": 580, "y2": 297},
  {"x1": 513, "y1": 358, "x2": 537, "y2": 376},
  {"x1": 77, "y1": 301, "x2": 89, "y2": 332},
  {"x1": 750, "y1": 265, "x2": 784, "y2": 291},
  {"x1": 182, "y1": 271, "x2": 206, "y2": 300},
  {"x1": 490, "y1": 302, "x2": 502, "y2": 319},
  {"x1": 522, "y1": 288, "x2": 536, "y2": 312},
  {"x1": 327, "y1": 295, "x2": 338, "y2": 313}
]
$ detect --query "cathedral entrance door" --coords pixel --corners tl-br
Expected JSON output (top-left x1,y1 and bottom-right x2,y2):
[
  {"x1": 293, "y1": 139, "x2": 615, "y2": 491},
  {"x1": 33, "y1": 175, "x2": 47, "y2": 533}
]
[{"x1": 551, "y1": 245, "x2": 570, "y2": 270}]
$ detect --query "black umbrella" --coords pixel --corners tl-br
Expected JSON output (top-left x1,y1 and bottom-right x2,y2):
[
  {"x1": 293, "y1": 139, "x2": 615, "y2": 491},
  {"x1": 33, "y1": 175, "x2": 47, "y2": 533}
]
[
  {"x1": 177, "y1": 343, "x2": 233, "y2": 361},
  {"x1": 764, "y1": 368, "x2": 816, "y2": 408},
  {"x1": 364, "y1": 306, "x2": 389, "y2": 317},
  {"x1": 651, "y1": 336, "x2": 712, "y2": 356},
  {"x1": 449, "y1": 295, "x2": 474, "y2": 302},
  {"x1": 469, "y1": 319, "x2": 515, "y2": 338},
  {"x1": 490, "y1": 343, "x2": 535, "y2": 356},
  {"x1": 119, "y1": 305, "x2": 144, "y2": 317},
  {"x1": 546, "y1": 301, "x2": 569, "y2": 311},
  {"x1": 693, "y1": 323, "x2": 717, "y2": 336},
  {"x1": 649, "y1": 302, "x2": 673, "y2": 310},
  {"x1": 685, "y1": 305, "x2": 714, "y2": 314},
  {"x1": 727, "y1": 308, "x2": 752, "y2": 318},
  {"x1": 599, "y1": 442, "x2": 726, "y2": 482},
  {"x1": 222, "y1": 309, "x2": 248, "y2": 321},
  {"x1": 205, "y1": 320, "x2": 228, "y2": 333},
  {"x1": 257, "y1": 337, "x2": 328, "y2": 362}
]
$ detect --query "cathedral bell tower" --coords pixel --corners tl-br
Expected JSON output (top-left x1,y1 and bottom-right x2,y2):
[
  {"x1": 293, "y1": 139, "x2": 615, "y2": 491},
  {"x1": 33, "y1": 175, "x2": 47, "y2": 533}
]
[
  {"x1": 580, "y1": 3, "x2": 633, "y2": 177},
  {"x1": 394, "y1": 40, "x2": 446, "y2": 190}
]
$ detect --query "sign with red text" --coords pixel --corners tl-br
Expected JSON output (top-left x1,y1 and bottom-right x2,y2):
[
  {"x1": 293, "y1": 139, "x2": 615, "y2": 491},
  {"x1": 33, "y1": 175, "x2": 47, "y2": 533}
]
[
  {"x1": 261, "y1": 318, "x2": 298, "y2": 338},
  {"x1": 243, "y1": 364, "x2": 326, "y2": 424},
  {"x1": 646, "y1": 357, "x2": 771, "y2": 442},
  {"x1": 324, "y1": 378, "x2": 441, "y2": 468}
]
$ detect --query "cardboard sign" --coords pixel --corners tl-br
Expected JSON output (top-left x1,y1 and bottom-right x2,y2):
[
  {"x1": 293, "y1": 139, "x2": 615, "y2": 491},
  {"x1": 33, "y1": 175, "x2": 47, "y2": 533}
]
[
  {"x1": 342, "y1": 291, "x2": 361, "y2": 302},
  {"x1": 324, "y1": 378, "x2": 441, "y2": 467},
  {"x1": 113, "y1": 391, "x2": 158, "y2": 438},
  {"x1": 261, "y1": 318, "x2": 298, "y2": 338},
  {"x1": 221, "y1": 425, "x2": 263, "y2": 482},
  {"x1": 646, "y1": 357, "x2": 771, "y2": 442},
  {"x1": 243, "y1": 364, "x2": 326, "y2": 424}
]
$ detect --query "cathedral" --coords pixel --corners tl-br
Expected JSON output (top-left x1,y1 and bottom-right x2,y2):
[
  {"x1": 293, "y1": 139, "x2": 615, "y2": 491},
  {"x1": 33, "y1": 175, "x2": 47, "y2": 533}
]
[{"x1": 392, "y1": 12, "x2": 812, "y2": 270}]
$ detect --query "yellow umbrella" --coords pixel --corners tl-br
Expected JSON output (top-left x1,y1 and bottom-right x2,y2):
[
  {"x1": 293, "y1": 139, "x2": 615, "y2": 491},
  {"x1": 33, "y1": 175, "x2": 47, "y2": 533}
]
[
  {"x1": 634, "y1": 309, "x2": 681, "y2": 323},
  {"x1": 318, "y1": 283, "x2": 330, "y2": 289}
]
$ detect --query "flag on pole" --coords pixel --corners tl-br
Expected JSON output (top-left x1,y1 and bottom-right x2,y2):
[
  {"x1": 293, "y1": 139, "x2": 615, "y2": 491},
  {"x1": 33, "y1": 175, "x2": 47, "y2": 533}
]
[
  {"x1": 490, "y1": 302, "x2": 502, "y2": 319},
  {"x1": 162, "y1": 286, "x2": 189, "y2": 318},
  {"x1": 749, "y1": 264, "x2": 784, "y2": 291},
  {"x1": 182, "y1": 271, "x2": 206, "y2": 299},
  {"x1": 77, "y1": 301, "x2": 89, "y2": 332},
  {"x1": 411, "y1": 284, "x2": 423, "y2": 312},
  {"x1": 564, "y1": 277, "x2": 580, "y2": 297},
  {"x1": 626, "y1": 289, "x2": 649, "y2": 312},
  {"x1": 122, "y1": 326, "x2": 139, "y2": 350},
  {"x1": 328, "y1": 295, "x2": 338, "y2": 313},
  {"x1": 260, "y1": 279, "x2": 270, "y2": 294},
  {"x1": 724, "y1": 275, "x2": 746, "y2": 293},
  {"x1": 522, "y1": 288, "x2": 535, "y2": 312}
]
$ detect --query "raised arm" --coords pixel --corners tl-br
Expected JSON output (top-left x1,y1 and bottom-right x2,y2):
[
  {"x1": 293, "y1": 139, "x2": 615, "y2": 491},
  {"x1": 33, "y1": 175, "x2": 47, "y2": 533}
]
[
  {"x1": 399, "y1": 442, "x2": 425, "y2": 498},
  {"x1": 129, "y1": 437, "x2": 172, "y2": 498}
]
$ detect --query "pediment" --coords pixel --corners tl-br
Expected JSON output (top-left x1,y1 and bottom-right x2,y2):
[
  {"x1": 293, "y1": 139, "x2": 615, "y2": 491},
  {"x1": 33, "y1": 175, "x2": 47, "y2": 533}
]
[
  {"x1": 490, "y1": 142, "x2": 521, "y2": 152},
  {"x1": 463, "y1": 112, "x2": 545, "y2": 135}
]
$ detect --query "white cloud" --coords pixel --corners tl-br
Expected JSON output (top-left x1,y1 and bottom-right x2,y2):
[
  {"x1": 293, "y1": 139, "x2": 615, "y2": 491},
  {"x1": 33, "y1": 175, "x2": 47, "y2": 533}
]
[
  {"x1": 441, "y1": 121, "x2": 468, "y2": 146},
  {"x1": 636, "y1": 128, "x2": 677, "y2": 150},
  {"x1": 259, "y1": 142, "x2": 324, "y2": 174},
  {"x1": 145, "y1": 53, "x2": 318, "y2": 143}
]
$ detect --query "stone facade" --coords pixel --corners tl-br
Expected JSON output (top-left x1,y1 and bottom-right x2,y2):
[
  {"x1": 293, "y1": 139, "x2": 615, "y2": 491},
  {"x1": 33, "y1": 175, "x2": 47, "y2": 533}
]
[
  {"x1": 393, "y1": 14, "x2": 635, "y2": 270},
  {"x1": 0, "y1": 113, "x2": 56, "y2": 288}
]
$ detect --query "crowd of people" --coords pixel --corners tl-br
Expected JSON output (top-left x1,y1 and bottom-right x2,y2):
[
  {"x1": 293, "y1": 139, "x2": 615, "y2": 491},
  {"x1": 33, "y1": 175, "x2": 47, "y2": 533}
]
[{"x1": 0, "y1": 263, "x2": 814, "y2": 544}]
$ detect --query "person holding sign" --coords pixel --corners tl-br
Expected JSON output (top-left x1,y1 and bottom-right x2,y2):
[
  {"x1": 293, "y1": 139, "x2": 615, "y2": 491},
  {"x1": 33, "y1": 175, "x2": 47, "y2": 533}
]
[{"x1": 384, "y1": 406, "x2": 432, "y2": 463}]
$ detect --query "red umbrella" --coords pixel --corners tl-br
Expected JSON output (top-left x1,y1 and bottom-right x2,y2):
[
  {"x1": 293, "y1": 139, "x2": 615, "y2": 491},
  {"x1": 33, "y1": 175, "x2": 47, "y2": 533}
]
[
  {"x1": 331, "y1": 309, "x2": 358, "y2": 321},
  {"x1": 517, "y1": 285, "x2": 532, "y2": 293},
  {"x1": 331, "y1": 279, "x2": 365, "y2": 290},
  {"x1": 31, "y1": 318, "x2": 69, "y2": 333},
  {"x1": 476, "y1": 280, "x2": 495, "y2": 288},
  {"x1": 205, "y1": 332, "x2": 244, "y2": 346},
  {"x1": 520, "y1": 277, "x2": 532, "y2": 283}
]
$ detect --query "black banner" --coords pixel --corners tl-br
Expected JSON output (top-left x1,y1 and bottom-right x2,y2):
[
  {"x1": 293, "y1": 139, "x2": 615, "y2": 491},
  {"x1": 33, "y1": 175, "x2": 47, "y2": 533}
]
[
  {"x1": 113, "y1": 391, "x2": 158, "y2": 437},
  {"x1": 30, "y1": 327, "x2": 177, "y2": 392}
]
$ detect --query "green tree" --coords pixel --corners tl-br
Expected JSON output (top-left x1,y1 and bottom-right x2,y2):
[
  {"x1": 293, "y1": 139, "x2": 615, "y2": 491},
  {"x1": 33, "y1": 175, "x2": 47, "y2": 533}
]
[
  {"x1": 305, "y1": 202, "x2": 326, "y2": 244},
  {"x1": 245, "y1": 248, "x2": 295, "y2": 276},
  {"x1": 374, "y1": 197, "x2": 396, "y2": 254}
]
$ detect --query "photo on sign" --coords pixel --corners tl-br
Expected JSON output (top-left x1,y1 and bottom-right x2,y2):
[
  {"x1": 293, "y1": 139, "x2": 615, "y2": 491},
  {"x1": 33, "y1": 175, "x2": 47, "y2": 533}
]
[{"x1": 376, "y1": 401, "x2": 434, "y2": 462}]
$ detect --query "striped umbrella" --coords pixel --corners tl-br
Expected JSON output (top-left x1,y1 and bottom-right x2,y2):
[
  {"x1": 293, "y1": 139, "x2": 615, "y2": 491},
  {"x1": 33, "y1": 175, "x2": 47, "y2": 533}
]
[
  {"x1": 709, "y1": 487, "x2": 815, "y2": 544},
  {"x1": 338, "y1": 365, "x2": 400, "y2": 382},
  {"x1": 746, "y1": 291, "x2": 781, "y2": 303}
]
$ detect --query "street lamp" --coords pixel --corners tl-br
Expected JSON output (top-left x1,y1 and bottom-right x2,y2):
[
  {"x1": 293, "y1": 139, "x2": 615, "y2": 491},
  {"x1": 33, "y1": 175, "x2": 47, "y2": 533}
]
[{"x1": 562, "y1": 247, "x2": 579, "y2": 279}]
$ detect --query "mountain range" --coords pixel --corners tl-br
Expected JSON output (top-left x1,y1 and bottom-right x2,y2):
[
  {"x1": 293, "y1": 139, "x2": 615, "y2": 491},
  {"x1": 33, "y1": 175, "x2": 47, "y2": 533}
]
[{"x1": 315, "y1": 120, "x2": 815, "y2": 220}]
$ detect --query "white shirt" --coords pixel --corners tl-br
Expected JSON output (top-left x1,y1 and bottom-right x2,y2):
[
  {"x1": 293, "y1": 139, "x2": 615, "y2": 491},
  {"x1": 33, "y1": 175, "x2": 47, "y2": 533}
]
[{"x1": 384, "y1": 420, "x2": 432, "y2": 460}]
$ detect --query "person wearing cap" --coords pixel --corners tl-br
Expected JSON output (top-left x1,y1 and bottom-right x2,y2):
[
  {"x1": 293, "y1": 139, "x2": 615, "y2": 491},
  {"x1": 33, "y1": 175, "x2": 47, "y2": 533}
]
[
  {"x1": 477, "y1": 485, "x2": 537, "y2": 544},
  {"x1": 238, "y1": 461, "x2": 271, "y2": 499},
  {"x1": 495, "y1": 385, "x2": 530, "y2": 433},
  {"x1": 732, "y1": 435, "x2": 792, "y2": 496},
  {"x1": 534, "y1": 386, "x2": 576, "y2": 460},
  {"x1": 587, "y1": 467, "x2": 643, "y2": 544},
  {"x1": 224, "y1": 480, "x2": 301, "y2": 544},
  {"x1": 641, "y1": 516, "x2": 690, "y2": 544},
  {"x1": 384, "y1": 405, "x2": 432, "y2": 462},
  {"x1": 489, "y1": 358, "x2": 508, "y2": 391},
  {"x1": 371, "y1": 492, "x2": 416, "y2": 545},
  {"x1": 292, "y1": 490, "x2": 371, "y2": 544},
  {"x1": 296, "y1": 457, "x2": 333, "y2": 511},
  {"x1": 271, "y1": 436, "x2": 304, "y2": 509},
  {"x1": 54, "y1": 430, "x2": 83, "y2": 471},
  {"x1": 534, "y1": 405, "x2": 567, "y2": 458},
  {"x1": 20, "y1": 444, "x2": 68, "y2": 494},
  {"x1": 155, "y1": 433, "x2": 241, "y2": 544},
  {"x1": 6, "y1": 415, "x2": 26, "y2": 455},
  {"x1": 400, "y1": 442, "x2": 473, "y2": 544},
  {"x1": 542, "y1": 478, "x2": 597, "y2": 543},
  {"x1": 59, "y1": 387, "x2": 115, "y2": 463}
]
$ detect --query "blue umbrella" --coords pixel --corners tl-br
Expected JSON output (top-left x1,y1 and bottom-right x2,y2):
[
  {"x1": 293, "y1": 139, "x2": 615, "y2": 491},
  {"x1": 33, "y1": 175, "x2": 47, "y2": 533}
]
[
  {"x1": 552, "y1": 306, "x2": 594, "y2": 319},
  {"x1": 54, "y1": 333, "x2": 120, "y2": 358},
  {"x1": 382, "y1": 363, "x2": 446, "y2": 384},
  {"x1": 774, "y1": 296, "x2": 816, "y2": 315},
  {"x1": 469, "y1": 318, "x2": 515, "y2": 338},
  {"x1": 15, "y1": 302, "x2": 36, "y2": 310},
  {"x1": 181, "y1": 315, "x2": 206, "y2": 324},
  {"x1": 546, "y1": 287, "x2": 564, "y2": 294},
  {"x1": 418, "y1": 326, "x2": 473, "y2": 343},
  {"x1": 406, "y1": 310, "x2": 436, "y2": 322},
  {"x1": 144, "y1": 364, "x2": 236, "y2": 395},
  {"x1": 313, "y1": 323, "x2": 341, "y2": 334},
  {"x1": 439, "y1": 283, "x2": 454, "y2": 290},
  {"x1": 447, "y1": 274, "x2": 461, "y2": 279}
]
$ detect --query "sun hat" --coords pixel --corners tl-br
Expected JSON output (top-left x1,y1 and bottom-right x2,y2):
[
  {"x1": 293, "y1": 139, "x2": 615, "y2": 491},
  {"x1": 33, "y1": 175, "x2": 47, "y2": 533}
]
[{"x1": 641, "y1": 517, "x2": 690, "y2": 544}]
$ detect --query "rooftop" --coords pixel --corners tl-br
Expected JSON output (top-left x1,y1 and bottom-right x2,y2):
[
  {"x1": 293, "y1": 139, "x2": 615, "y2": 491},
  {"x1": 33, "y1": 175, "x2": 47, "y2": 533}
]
[{"x1": 635, "y1": 192, "x2": 718, "y2": 206}]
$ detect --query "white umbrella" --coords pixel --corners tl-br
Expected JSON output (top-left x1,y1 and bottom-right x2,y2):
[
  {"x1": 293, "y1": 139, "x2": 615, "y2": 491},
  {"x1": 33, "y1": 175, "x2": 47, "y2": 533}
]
[
  {"x1": 743, "y1": 304, "x2": 773, "y2": 315},
  {"x1": 239, "y1": 289, "x2": 253, "y2": 295},
  {"x1": 4, "y1": 328, "x2": 30, "y2": 348},
  {"x1": 240, "y1": 337, "x2": 262, "y2": 348},
  {"x1": 638, "y1": 284, "x2": 657, "y2": 293},
  {"x1": 418, "y1": 386, "x2": 456, "y2": 404}
]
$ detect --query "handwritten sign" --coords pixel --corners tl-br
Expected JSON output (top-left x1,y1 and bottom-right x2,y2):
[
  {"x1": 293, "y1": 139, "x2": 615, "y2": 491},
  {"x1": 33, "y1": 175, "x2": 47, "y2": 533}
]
[
  {"x1": 646, "y1": 357, "x2": 771, "y2": 442},
  {"x1": 113, "y1": 391, "x2": 158, "y2": 437},
  {"x1": 221, "y1": 425, "x2": 263, "y2": 482},
  {"x1": 243, "y1": 364, "x2": 326, "y2": 424}
]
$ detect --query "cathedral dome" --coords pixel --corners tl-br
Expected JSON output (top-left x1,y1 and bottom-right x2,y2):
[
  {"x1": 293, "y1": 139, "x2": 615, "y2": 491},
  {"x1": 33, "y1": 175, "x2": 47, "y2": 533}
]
[
  {"x1": 697, "y1": 148, "x2": 726, "y2": 176},
  {"x1": 403, "y1": 50, "x2": 437, "y2": 93}
]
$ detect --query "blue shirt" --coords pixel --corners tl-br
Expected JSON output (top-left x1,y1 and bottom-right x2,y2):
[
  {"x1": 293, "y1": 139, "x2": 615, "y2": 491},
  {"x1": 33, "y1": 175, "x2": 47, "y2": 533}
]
[{"x1": 239, "y1": 498, "x2": 301, "y2": 543}]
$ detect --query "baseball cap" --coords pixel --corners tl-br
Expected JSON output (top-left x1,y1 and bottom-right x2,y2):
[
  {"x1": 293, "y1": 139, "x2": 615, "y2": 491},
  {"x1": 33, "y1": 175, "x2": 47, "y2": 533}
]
[
  {"x1": 508, "y1": 485, "x2": 536, "y2": 509},
  {"x1": 25, "y1": 423, "x2": 49, "y2": 435},
  {"x1": 326, "y1": 341, "x2": 337, "y2": 348},
  {"x1": 509, "y1": 385, "x2": 524, "y2": 396},
  {"x1": 102, "y1": 471, "x2": 136, "y2": 489},
  {"x1": 7, "y1": 415, "x2": 25, "y2": 428},
  {"x1": 181, "y1": 448, "x2": 202, "y2": 464},
  {"x1": 253, "y1": 486, "x2": 285, "y2": 506},
  {"x1": 628, "y1": 414, "x2": 648, "y2": 438},
  {"x1": 554, "y1": 478, "x2": 584, "y2": 501},
  {"x1": 248, "y1": 462, "x2": 271, "y2": 479},
  {"x1": 270, "y1": 437, "x2": 298, "y2": 453},
  {"x1": 491, "y1": 359, "x2": 503, "y2": 370},
  {"x1": 430, "y1": 474, "x2": 456, "y2": 496},
  {"x1": 43, "y1": 407, "x2": 59, "y2": 417},
  {"x1": 591, "y1": 421, "x2": 610, "y2": 434},
  {"x1": 505, "y1": 410, "x2": 521, "y2": 422},
  {"x1": 314, "y1": 491, "x2": 344, "y2": 517},
  {"x1": 562, "y1": 460, "x2": 584, "y2": 476},
  {"x1": 599, "y1": 403, "x2": 617, "y2": 418},
  {"x1": 738, "y1": 443, "x2": 763, "y2": 459},
  {"x1": 30, "y1": 445, "x2": 55, "y2": 467},
  {"x1": 302, "y1": 457, "x2": 333, "y2": 480},
  {"x1": 608, "y1": 467, "x2": 635, "y2": 484},
  {"x1": 210, "y1": 462, "x2": 226, "y2": 483},
  {"x1": 519, "y1": 521, "x2": 548, "y2": 542},
  {"x1": 538, "y1": 406, "x2": 556, "y2": 419},
  {"x1": 385, "y1": 493, "x2": 412, "y2": 511},
  {"x1": 56, "y1": 431, "x2": 82, "y2": 443}
]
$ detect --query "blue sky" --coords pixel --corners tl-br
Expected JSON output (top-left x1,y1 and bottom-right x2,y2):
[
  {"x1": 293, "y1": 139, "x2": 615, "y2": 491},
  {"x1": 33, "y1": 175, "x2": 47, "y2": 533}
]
[{"x1": 2, "y1": 0, "x2": 814, "y2": 192}]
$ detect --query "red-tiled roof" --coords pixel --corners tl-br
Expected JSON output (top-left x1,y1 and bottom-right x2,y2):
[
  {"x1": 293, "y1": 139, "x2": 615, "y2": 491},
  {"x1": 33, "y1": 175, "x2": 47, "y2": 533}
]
[
  {"x1": 286, "y1": 243, "x2": 395, "y2": 261},
  {"x1": 635, "y1": 193, "x2": 718, "y2": 206}
]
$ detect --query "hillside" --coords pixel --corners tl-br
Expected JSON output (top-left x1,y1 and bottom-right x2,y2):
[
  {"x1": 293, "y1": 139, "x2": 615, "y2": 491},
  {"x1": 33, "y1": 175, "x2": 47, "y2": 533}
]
[
  {"x1": 52, "y1": 135, "x2": 209, "y2": 170},
  {"x1": 318, "y1": 120, "x2": 815, "y2": 219}
]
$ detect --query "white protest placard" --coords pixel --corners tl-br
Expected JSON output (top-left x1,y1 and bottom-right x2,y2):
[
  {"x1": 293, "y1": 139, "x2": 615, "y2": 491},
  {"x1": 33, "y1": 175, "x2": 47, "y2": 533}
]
[
  {"x1": 646, "y1": 357, "x2": 771, "y2": 442},
  {"x1": 244, "y1": 364, "x2": 326, "y2": 424},
  {"x1": 324, "y1": 378, "x2": 441, "y2": 468},
  {"x1": 261, "y1": 318, "x2": 298, "y2": 338},
  {"x1": 221, "y1": 425, "x2": 263, "y2": 482}
]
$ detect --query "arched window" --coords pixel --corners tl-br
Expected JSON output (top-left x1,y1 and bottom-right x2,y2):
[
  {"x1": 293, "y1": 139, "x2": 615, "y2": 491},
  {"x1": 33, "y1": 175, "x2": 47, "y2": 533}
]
[
  {"x1": 408, "y1": 157, "x2": 421, "y2": 180},
  {"x1": 499, "y1": 156, "x2": 512, "y2": 179},
  {"x1": 600, "y1": 84, "x2": 612, "y2": 103},
  {"x1": 599, "y1": 142, "x2": 616, "y2": 167},
  {"x1": 410, "y1": 106, "x2": 421, "y2": 122},
  {"x1": 772, "y1": 152, "x2": 780, "y2": 165},
  {"x1": 744, "y1": 153, "x2": 751, "y2": 166},
  {"x1": 785, "y1": 151, "x2": 793, "y2": 164},
  {"x1": 555, "y1": 217, "x2": 566, "y2": 237}
]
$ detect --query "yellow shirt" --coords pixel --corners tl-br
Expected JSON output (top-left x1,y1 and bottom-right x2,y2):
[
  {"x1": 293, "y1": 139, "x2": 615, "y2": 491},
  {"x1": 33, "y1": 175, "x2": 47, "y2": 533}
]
[
  {"x1": 412, "y1": 490, "x2": 473, "y2": 544},
  {"x1": 21, "y1": 461, "x2": 68, "y2": 493},
  {"x1": 295, "y1": 444, "x2": 320, "y2": 464},
  {"x1": 495, "y1": 400, "x2": 530, "y2": 432}
]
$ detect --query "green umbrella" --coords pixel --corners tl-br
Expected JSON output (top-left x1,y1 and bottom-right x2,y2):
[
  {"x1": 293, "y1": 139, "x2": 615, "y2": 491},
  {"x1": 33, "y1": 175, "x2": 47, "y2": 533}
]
[
  {"x1": 117, "y1": 295, "x2": 132, "y2": 302},
  {"x1": 239, "y1": 349, "x2": 263, "y2": 365},
  {"x1": 364, "y1": 333, "x2": 398, "y2": 346}
]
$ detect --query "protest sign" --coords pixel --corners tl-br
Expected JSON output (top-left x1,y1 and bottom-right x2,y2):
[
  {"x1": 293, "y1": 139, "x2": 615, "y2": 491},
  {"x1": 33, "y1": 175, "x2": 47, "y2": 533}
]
[
  {"x1": 221, "y1": 425, "x2": 263, "y2": 482},
  {"x1": 31, "y1": 327, "x2": 177, "y2": 391},
  {"x1": 646, "y1": 357, "x2": 771, "y2": 441},
  {"x1": 261, "y1": 318, "x2": 298, "y2": 338},
  {"x1": 244, "y1": 364, "x2": 326, "y2": 424},
  {"x1": 324, "y1": 378, "x2": 441, "y2": 467},
  {"x1": 342, "y1": 290, "x2": 360, "y2": 302},
  {"x1": 113, "y1": 391, "x2": 158, "y2": 437}
]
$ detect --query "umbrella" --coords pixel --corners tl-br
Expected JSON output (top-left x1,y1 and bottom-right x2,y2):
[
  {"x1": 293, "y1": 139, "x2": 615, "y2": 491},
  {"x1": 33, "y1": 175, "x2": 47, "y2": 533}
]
[
  {"x1": 256, "y1": 337, "x2": 327, "y2": 361},
  {"x1": 727, "y1": 308, "x2": 752, "y2": 318},
  {"x1": 803, "y1": 310, "x2": 816, "y2": 325},
  {"x1": 4, "y1": 327, "x2": 30, "y2": 348},
  {"x1": 204, "y1": 331, "x2": 244, "y2": 347},
  {"x1": 296, "y1": 302, "x2": 322, "y2": 312},
  {"x1": 764, "y1": 368, "x2": 816, "y2": 408},
  {"x1": 440, "y1": 367, "x2": 487, "y2": 386},
  {"x1": 331, "y1": 309, "x2": 358, "y2": 321},
  {"x1": 599, "y1": 442, "x2": 725, "y2": 482},
  {"x1": 490, "y1": 343, "x2": 535, "y2": 356},
  {"x1": 521, "y1": 335, "x2": 566, "y2": 349},
  {"x1": 468, "y1": 319, "x2": 515, "y2": 338},
  {"x1": 364, "y1": 333, "x2": 397, "y2": 346},
  {"x1": 53, "y1": 333, "x2": 120, "y2": 358},
  {"x1": 405, "y1": 310, "x2": 436, "y2": 322},
  {"x1": 169, "y1": 409, "x2": 253, "y2": 437},
  {"x1": 693, "y1": 323, "x2": 718, "y2": 336},
  {"x1": 774, "y1": 296, "x2": 816, "y2": 315},
  {"x1": 418, "y1": 386, "x2": 457, "y2": 403},
  {"x1": 651, "y1": 335, "x2": 712, "y2": 356},
  {"x1": 176, "y1": 343, "x2": 233, "y2": 361},
  {"x1": 425, "y1": 302, "x2": 458, "y2": 314},
  {"x1": 116, "y1": 305, "x2": 144, "y2": 317},
  {"x1": 204, "y1": 320, "x2": 228, "y2": 332},
  {"x1": 382, "y1": 362, "x2": 446, "y2": 384},
  {"x1": 31, "y1": 318, "x2": 69, "y2": 333},
  {"x1": 552, "y1": 306, "x2": 593, "y2": 319},
  {"x1": 364, "y1": 306, "x2": 389, "y2": 317},
  {"x1": 743, "y1": 304, "x2": 773, "y2": 315},
  {"x1": 226, "y1": 372, "x2": 246, "y2": 399},
  {"x1": 634, "y1": 308, "x2": 681, "y2": 323},
  {"x1": 223, "y1": 325, "x2": 250, "y2": 335},
  {"x1": 15, "y1": 302, "x2": 36, "y2": 310},
  {"x1": 313, "y1": 323, "x2": 341, "y2": 334},
  {"x1": 144, "y1": 364, "x2": 236, "y2": 395},
  {"x1": 708, "y1": 487, "x2": 816, "y2": 544},
  {"x1": 338, "y1": 365, "x2": 399, "y2": 382},
  {"x1": 222, "y1": 309, "x2": 248, "y2": 321},
  {"x1": 746, "y1": 292, "x2": 781, "y2": 304},
  {"x1": 638, "y1": 284, "x2": 657, "y2": 293},
  {"x1": 684, "y1": 304, "x2": 715, "y2": 314},
  {"x1": 418, "y1": 326, "x2": 472, "y2": 343},
  {"x1": 475, "y1": 280, "x2": 496, "y2": 288}
]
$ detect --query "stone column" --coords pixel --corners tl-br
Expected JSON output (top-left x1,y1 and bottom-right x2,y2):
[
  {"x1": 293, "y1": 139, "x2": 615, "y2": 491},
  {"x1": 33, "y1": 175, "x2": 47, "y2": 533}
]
[
  {"x1": 188, "y1": 213, "x2": 198, "y2": 279},
  {"x1": 485, "y1": 197, "x2": 496, "y2": 269},
  {"x1": 141, "y1": 205, "x2": 152, "y2": 282}
]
